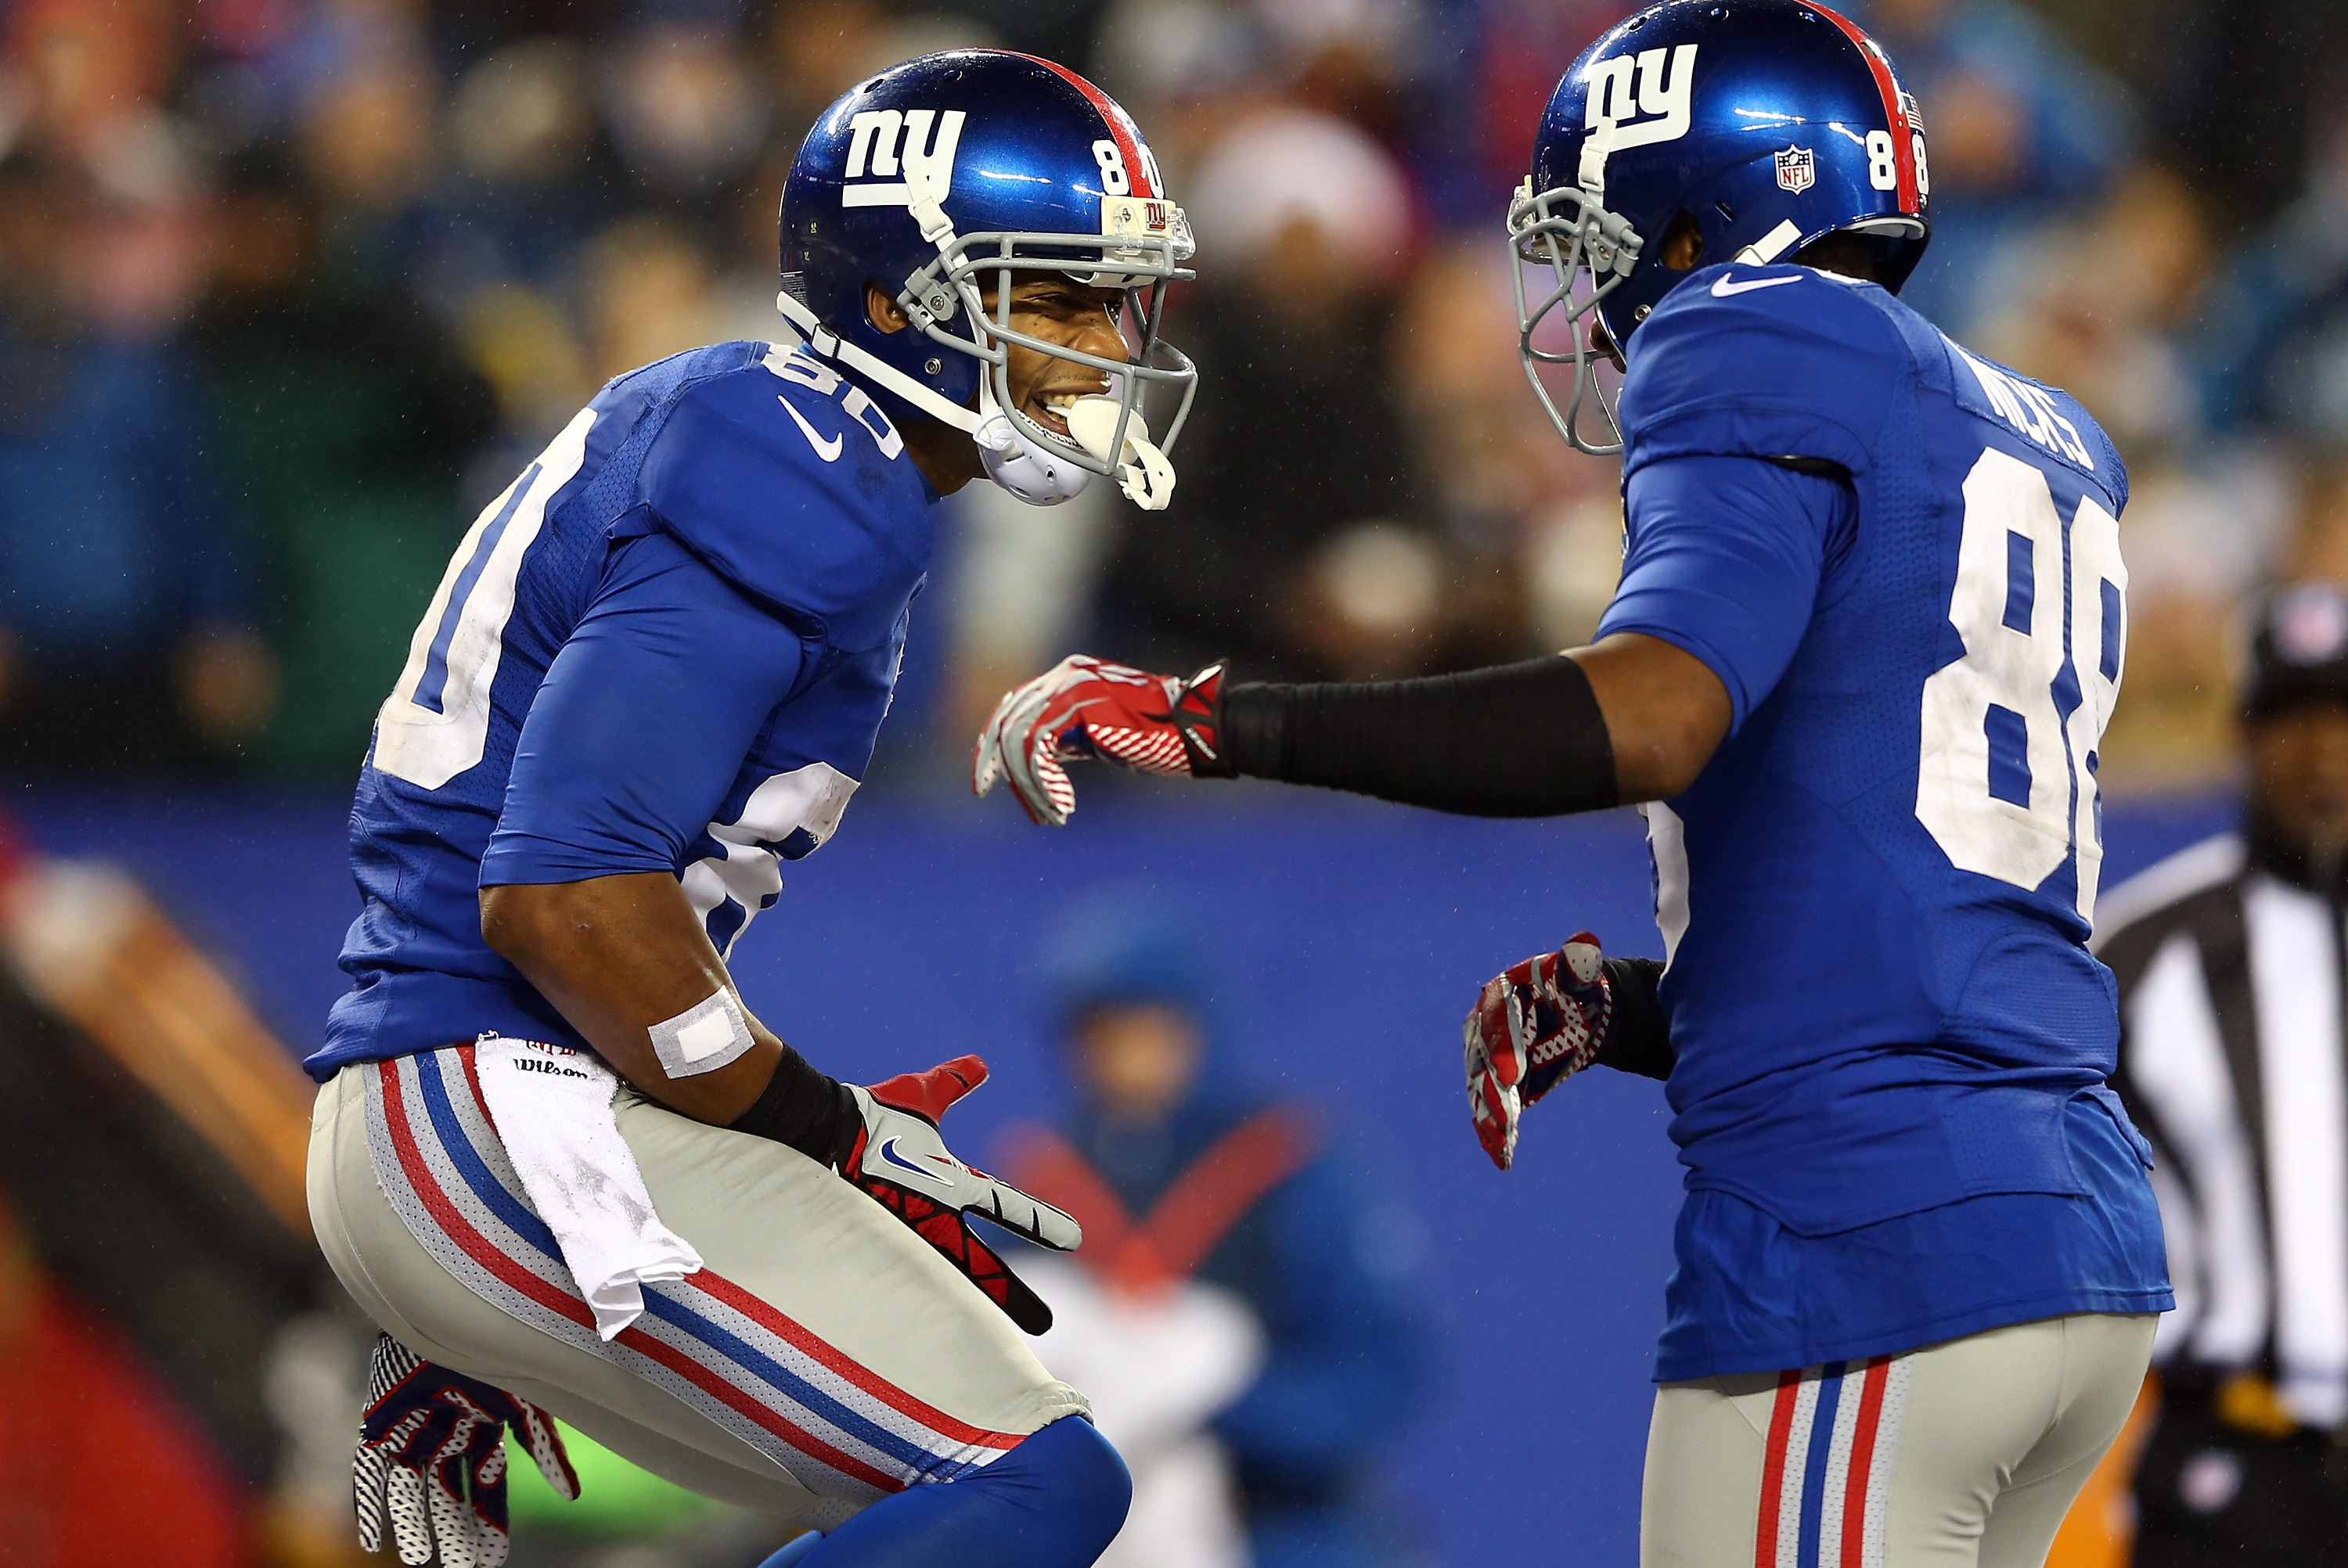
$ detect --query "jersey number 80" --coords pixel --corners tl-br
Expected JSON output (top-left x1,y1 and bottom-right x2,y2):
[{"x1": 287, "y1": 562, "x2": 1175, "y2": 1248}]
[{"x1": 1916, "y1": 448, "x2": 2127, "y2": 922}]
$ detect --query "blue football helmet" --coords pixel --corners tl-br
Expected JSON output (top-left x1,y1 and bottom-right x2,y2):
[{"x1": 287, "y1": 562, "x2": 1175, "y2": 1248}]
[
  {"x1": 1511, "y1": 0, "x2": 1931, "y2": 455},
  {"x1": 779, "y1": 51, "x2": 1196, "y2": 508}
]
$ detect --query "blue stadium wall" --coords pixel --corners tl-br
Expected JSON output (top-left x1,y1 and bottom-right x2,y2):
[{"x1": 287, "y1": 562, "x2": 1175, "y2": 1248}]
[{"x1": 9, "y1": 782, "x2": 2235, "y2": 1566}]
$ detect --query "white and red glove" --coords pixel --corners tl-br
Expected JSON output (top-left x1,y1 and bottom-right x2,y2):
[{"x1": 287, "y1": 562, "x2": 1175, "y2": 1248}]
[
  {"x1": 1464, "y1": 933, "x2": 1612, "y2": 1171},
  {"x1": 837, "y1": 1055, "x2": 1082, "y2": 1335},
  {"x1": 971, "y1": 656, "x2": 1226, "y2": 825},
  {"x1": 352, "y1": 1333, "x2": 577, "y2": 1568}
]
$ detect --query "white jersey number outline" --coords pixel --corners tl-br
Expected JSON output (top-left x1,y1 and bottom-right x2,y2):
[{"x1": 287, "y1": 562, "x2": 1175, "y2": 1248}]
[
  {"x1": 1915, "y1": 446, "x2": 2127, "y2": 920},
  {"x1": 373, "y1": 408, "x2": 596, "y2": 789}
]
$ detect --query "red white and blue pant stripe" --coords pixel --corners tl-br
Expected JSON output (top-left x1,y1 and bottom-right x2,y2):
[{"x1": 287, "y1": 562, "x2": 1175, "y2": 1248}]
[
  {"x1": 1754, "y1": 1355, "x2": 1912, "y2": 1568},
  {"x1": 363, "y1": 1046, "x2": 1021, "y2": 1502}
]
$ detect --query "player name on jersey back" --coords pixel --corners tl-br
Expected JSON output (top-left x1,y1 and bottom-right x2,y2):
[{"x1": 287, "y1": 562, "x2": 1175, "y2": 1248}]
[{"x1": 1946, "y1": 343, "x2": 2099, "y2": 477}]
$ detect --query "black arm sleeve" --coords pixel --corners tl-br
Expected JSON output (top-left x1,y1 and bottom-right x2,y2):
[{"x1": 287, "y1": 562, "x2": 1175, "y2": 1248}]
[
  {"x1": 1594, "y1": 957, "x2": 1673, "y2": 1081},
  {"x1": 1215, "y1": 655, "x2": 1618, "y2": 818}
]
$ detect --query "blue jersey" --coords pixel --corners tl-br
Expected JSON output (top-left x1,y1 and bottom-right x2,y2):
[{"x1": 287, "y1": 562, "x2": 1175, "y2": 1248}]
[
  {"x1": 306, "y1": 340, "x2": 934, "y2": 1081},
  {"x1": 1599, "y1": 263, "x2": 2171, "y2": 1378}
]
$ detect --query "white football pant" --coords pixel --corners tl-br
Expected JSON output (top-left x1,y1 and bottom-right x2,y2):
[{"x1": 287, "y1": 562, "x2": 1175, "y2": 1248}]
[{"x1": 1644, "y1": 1311, "x2": 2155, "y2": 1568}]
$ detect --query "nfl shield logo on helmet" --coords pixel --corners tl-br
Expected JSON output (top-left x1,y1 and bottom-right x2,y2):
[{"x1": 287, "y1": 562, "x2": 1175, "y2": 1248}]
[{"x1": 1774, "y1": 146, "x2": 1816, "y2": 194}]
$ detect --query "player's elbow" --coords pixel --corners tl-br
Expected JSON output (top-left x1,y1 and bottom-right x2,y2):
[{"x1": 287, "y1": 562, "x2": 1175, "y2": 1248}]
[
  {"x1": 1573, "y1": 634, "x2": 1734, "y2": 802},
  {"x1": 480, "y1": 882, "x2": 582, "y2": 970},
  {"x1": 1619, "y1": 717, "x2": 1722, "y2": 801}
]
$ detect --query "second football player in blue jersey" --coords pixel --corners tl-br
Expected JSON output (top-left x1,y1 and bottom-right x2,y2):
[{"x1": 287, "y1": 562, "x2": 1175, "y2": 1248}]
[
  {"x1": 974, "y1": 5, "x2": 2170, "y2": 1564},
  {"x1": 306, "y1": 51, "x2": 1205, "y2": 1568}
]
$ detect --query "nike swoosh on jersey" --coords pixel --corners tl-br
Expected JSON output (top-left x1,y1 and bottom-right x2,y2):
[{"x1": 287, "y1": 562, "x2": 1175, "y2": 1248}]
[
  {"x1": 877, "y1": 1135, "x2": 956, "y2": 1187},
  {"x1": 779, "y1": 396, "x2": 844, "y2": 462},
  {"x1": 1710, "y1": 272, "x2": 1804, "y2": 298}
]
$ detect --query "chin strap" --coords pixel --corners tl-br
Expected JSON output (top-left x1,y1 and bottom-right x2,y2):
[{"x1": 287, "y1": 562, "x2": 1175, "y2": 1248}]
[
  {"x1": 772, "y1": 289, "x2": 1175, "y2": 512},
  {"x1": 774, "y1": 289, "x2": 982, "y2": 434},
  {"x1": 1577, "y1": 117, "x2": 1614, "y2": 198}
]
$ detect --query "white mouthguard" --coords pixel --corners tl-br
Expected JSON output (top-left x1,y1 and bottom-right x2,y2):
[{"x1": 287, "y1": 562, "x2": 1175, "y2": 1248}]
[{"x1": 1065, "y1": 395, "x2": 1176, "y2": 510}]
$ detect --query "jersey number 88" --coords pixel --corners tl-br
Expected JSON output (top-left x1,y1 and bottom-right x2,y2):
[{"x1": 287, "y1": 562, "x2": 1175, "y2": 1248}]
[{"x1": 1916, "y1": 448, "x2": 2127, "y2": 922}]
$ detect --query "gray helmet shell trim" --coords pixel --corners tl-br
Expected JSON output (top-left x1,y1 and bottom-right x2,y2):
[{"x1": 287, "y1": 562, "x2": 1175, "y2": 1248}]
[
  {"x1": 1508, "y1": 177, "x2": 1642, "y2": 459},
  {"x1": 781, "y1": 196, "x2": 1197, "y2": 484}
]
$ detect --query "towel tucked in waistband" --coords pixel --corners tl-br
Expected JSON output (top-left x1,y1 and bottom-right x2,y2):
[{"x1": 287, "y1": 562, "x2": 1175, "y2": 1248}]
[{"x1": 472, "y1": 1035, "x2": 703, "y2": 1339}]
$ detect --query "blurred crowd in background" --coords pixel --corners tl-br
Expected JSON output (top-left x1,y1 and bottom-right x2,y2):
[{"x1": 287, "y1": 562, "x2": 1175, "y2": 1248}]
[
  {"x1": 9, "y1": 4, "x2": 2348, "y2": 1565},
  {"x1": 1, "y1": 0, "x2": 2343, "y2": 789}
]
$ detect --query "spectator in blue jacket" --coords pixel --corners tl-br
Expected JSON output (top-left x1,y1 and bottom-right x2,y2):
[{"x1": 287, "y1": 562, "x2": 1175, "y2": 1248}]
[
  {"x1": 0, "y1": 153, "x2": 274, "y2": 773},
  {"x1": 2191, "y1": 73, "x2": 2348, "y2": 444},
  {"x1": 1010, "y1": 901, "x2": 1428, "y2": 1568},
  {"x1": 1854, "y1": 0, "x2": 2137, "y2": 334}
]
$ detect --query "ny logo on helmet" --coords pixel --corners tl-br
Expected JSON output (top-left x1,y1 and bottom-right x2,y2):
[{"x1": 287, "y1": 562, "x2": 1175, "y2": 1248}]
[
  {"x1": 1583, "y1": 44, "x2": 1696, "y2": 152},
  {"x1": 1775, "y1": 146, "x2": 1816, "y2": 194},
  {"x1": 843, "y1": 109, "x2": 967, "y2": 209}
]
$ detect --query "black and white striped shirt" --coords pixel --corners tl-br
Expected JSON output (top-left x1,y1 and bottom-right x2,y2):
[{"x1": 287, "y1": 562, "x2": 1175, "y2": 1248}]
[{"x1": 2101, "y1": 830, "x2": 2348, "y2": 1429}]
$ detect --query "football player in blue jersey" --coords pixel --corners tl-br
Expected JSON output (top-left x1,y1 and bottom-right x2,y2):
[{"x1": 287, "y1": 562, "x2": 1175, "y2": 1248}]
[
  {"x1": 304, "y1": 51, "x2": 1201, "y2": 1568},
  {"x1": 973, "y1": 4, "x2": 2171, "y2": 1563}
]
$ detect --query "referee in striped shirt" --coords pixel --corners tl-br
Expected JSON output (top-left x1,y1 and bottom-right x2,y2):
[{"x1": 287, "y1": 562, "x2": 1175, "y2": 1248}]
[{"x1": 2101, "y1": 584, "x2": 2348, "y2": 1564}]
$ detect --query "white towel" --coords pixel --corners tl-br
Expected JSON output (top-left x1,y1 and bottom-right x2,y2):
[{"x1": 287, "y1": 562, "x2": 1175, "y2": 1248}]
[{"x1": 474, "y1": 1036, "x2": 703, "y2": 1340}]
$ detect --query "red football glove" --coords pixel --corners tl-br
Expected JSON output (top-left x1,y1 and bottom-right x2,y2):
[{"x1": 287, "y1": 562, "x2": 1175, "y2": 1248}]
[
  {"x1": 971, "y1": 656, "x2": 1226, "y2": 825},
  {"x1": 1464, "y1": 933, "x2": 1612, "y2": 1171},
  {"x1": 837, "y1": 1056, "x2": 1082, "y2": 1335}
]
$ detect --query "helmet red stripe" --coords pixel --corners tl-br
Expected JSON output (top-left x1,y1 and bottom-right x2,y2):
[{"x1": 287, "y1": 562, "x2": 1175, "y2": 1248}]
[
  {"x1": 1806, "y1": 2, "x2": 1920, "y2": 213},
  {"x1": 1007, "y1": 51, "x2": 1159, "y2": 197}
]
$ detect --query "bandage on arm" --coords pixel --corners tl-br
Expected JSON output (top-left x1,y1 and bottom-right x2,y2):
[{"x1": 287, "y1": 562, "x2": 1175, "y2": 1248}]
[
  {"x1": 477, "y1": 533, "x2": 849, "y2": 1149},
  {"x1": 480, "y1": 872, "x2": 846, "y2": 1157}
]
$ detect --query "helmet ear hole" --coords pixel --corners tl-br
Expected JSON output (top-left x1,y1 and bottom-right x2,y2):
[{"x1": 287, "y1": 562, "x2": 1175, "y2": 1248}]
[
  {"x1": 865, "y1": 282, "x2": 910, "y2": 334},
  {"x1": 1659, "y1": 210, "x2": 1706, "y2": 272}
]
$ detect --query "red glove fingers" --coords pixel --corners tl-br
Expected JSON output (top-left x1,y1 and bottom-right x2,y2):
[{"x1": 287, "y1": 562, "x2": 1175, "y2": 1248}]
[
  {"x1": 972, "y1": 656, "x2": 1225, "y2": 825},
  {"x1": 1464, "y1": 933, "x2": 1612, "y2": 1171}
]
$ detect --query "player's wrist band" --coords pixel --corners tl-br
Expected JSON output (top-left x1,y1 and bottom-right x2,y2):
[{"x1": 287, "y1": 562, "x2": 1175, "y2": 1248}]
[
  {"x1": 727, "y1": 1048, "x2": 857, "y2": 1165},
  {"x1": 1212, "y1": 655, "x2": 1619, "y2": 818},
  {"x1": 1594, "y1": 956, "x2": 1673, "y2": 1081}
]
